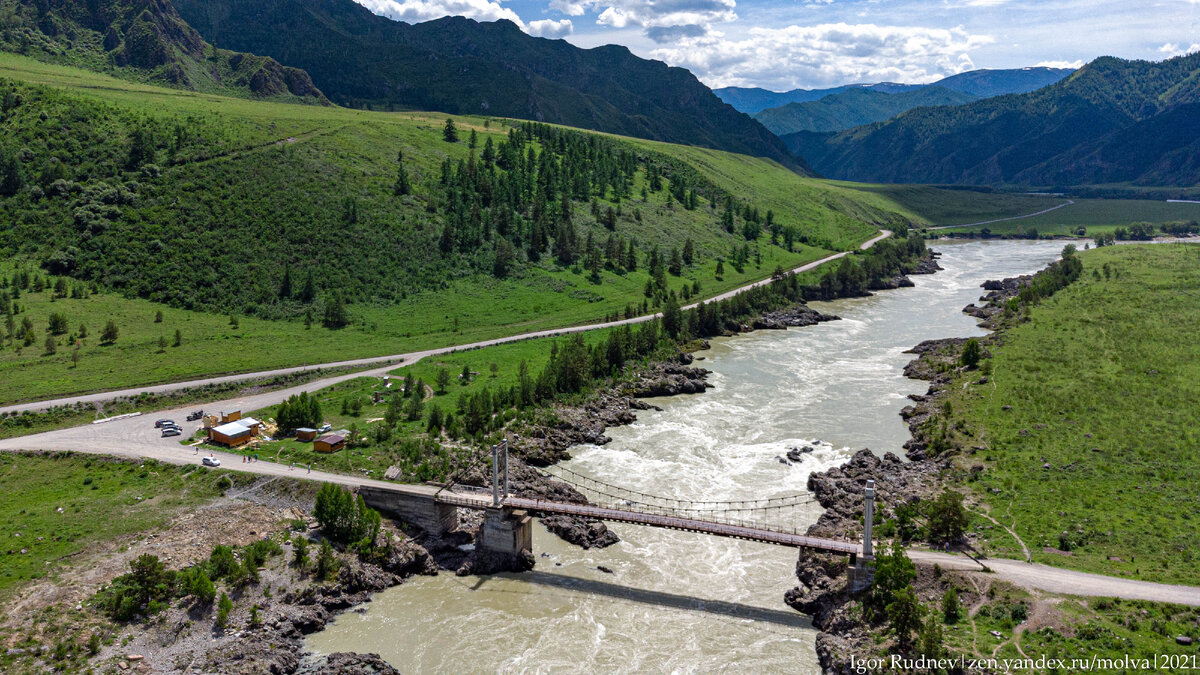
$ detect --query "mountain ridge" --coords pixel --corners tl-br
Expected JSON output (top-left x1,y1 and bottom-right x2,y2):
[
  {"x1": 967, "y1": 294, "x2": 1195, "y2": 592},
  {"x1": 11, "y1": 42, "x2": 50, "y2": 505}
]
[
  {"x1": 785, "y1": 54, "x2": 1200, "y2": 186},
  {"x1": 754, "y1": 86, "x2": 979, "y2": 135},
  {"x1": 717, "y1": 67, "x2": 1074, "y2": 114}
]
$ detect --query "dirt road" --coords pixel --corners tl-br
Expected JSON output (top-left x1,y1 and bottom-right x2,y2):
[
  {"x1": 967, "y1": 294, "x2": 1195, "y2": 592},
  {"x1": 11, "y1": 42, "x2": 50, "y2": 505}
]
[{"x1": 908, "y1": 549, "x2": 1200, "y2": 606}]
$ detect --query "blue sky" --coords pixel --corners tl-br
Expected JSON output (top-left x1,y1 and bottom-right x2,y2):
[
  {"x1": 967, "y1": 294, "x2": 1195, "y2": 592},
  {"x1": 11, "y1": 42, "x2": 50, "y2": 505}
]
[{"x1": 352, "y1": 0, "x2": 1200, "y2": 91}]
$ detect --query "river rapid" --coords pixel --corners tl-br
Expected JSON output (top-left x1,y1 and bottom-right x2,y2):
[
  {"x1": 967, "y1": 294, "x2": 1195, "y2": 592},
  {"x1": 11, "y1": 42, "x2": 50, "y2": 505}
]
[{"x1": 306, "y1": 239, "x2": 1072, "y2": 674}]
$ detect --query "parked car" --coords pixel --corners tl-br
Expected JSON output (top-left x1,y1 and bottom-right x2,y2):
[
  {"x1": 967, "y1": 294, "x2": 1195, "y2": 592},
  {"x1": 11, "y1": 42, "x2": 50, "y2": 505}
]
[
  {"x1": 318, "y1": 423, "x2": 332, "y2": 433},
  {"x1": 162, "y1": 427, "x2": 182, "y2": 437},
  {"x1": 202, "y1": 456, "x2": 221, "y2": 467},
  {"x1": 186, "y1": 410, "x2": 204, "y2": 421},
  {"x1": 155, "y1": 419, "x2": 175, "y2": 428}
]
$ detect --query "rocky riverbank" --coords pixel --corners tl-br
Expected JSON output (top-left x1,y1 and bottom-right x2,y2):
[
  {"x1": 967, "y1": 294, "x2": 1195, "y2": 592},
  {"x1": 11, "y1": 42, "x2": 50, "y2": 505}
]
[{"x1": 783, "y1": 268, "x2": 1039, "y2": 673}]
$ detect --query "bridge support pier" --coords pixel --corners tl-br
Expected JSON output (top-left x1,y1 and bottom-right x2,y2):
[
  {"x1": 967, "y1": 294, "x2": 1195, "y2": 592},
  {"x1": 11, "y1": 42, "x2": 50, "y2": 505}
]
[
  {"x1": 476, "y1": 507, "x2": 533, "y2": 569},
  {"x1": 847, "y1": 556, "x2": 875, "y2": 593},
  {"x1": 358, "y1": 487, "x2": 459, "y2": 536}
]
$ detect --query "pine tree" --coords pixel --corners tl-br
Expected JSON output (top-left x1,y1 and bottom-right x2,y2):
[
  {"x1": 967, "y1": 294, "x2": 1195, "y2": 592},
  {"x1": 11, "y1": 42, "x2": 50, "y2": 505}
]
[
  {"x1": 279, "y1": 266, "x2": 293, "y2": 299},
  {"x1": 443, "y1": 118, "x2": 459, "y2": 143},
  {"x1": 323, "y1": 294, "x2": 349, "y2": 329},
  {"x1": 100, "y1": 320, "x2": 118, "y2": 345},
  {"x1": 393, "y1": 151, "x2": 411, "y2": 195}
]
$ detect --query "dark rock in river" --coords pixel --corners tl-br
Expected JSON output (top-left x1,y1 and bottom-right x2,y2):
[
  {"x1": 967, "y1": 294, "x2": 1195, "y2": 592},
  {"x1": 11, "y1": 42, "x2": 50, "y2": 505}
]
[
  {"x1": 752, "y1": 304, "x2": 840, "y2": 330},
  {"x1": 541, "y1": 515, "x2": 620, "y2": 549},
  {"x1": 303, "y1": 652, "x2": 402, "y2": 675}
]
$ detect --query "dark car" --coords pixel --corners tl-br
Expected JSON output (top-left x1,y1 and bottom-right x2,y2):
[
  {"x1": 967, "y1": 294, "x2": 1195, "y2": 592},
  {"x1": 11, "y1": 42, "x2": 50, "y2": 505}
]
[
  {"x1": 186, "y1": 410, "x2": 205, "y2": 421},
  {"x1": 155, "y1": 419, "x2": 175, "y2": 428}
]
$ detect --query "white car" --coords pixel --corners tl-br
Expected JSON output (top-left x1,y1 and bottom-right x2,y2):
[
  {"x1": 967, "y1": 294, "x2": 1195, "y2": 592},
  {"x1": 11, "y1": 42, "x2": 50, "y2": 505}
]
[
  {"x1": 202, "y1": 456, "x2": 221, "y2": 467},
  {"x1": 318, "y1": 423, "x2": 332, "y2": 433}
]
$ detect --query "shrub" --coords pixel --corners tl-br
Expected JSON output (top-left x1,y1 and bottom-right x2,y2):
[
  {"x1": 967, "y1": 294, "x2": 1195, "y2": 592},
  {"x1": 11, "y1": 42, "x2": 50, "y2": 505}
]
[{"x1": 216, "y1": 592, "x2": 233, "y2": 628}]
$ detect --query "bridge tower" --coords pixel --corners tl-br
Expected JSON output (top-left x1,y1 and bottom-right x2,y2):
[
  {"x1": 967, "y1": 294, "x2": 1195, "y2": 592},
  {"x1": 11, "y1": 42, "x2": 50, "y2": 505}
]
[
  {"x1": 479, "y1": 439, "x2": 533, "y2": 567},
  {"x1": 848, "y1": 479, "x2": 877, "y2": 593}
]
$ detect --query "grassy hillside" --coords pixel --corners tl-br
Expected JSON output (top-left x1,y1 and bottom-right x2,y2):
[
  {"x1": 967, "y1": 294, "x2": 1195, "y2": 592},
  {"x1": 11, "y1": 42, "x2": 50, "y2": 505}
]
[
  {"x1": 0, "y1": 0, "x2": 325, "y2": 102},
  {"x1": 939, "y1": 244, "x2": 1200, "y2": 584},
  {"x1": 0, "y1": 54, "x2": 915, "y2": 404}
]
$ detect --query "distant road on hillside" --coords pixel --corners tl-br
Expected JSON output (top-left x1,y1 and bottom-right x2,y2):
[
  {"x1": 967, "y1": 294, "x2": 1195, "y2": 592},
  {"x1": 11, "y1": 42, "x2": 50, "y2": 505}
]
[{"x1": 0, "y1": 231, "x2": 893, "y2": 416}]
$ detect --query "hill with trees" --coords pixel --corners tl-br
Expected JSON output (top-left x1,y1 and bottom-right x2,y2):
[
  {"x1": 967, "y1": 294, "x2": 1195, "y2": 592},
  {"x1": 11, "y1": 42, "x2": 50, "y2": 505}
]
[
  {"x1": 169, "y1": 0, "x2": 797, "y2": 168},
  {"x1": 0, "y1": 0, "x2": 326, "y2": 102},
  {"x1": 0, "y1": 53, "x2": 922, "y2": 404},
  {"x1": 715, "y1": 67, "x2": 1072, "y2": 114},
  {"x1": 754, "y1": 86, "x2": 978, "y2": 135},
  {"x1": 787, "y1": 54, "x2": 1200, "y2": 186}
]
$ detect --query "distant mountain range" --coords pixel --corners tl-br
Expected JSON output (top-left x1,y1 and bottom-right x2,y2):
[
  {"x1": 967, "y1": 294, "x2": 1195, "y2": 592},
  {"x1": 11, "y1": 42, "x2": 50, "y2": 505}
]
[
  {"x1": 172, "y1": 0, "x2": 800, "y2": 168},
  {"x1": 0, "y1": 0, "x2": 327, "y2": 103},
  {"x1": 754, "y1": 86, "x2": 979, "y2": 135},
  {"x1": 716, "y1": 67, "x2": 1074, "y2": 114},
  {"x1": 786, "y1": 54, "x2": 1200, "y2": 187}
]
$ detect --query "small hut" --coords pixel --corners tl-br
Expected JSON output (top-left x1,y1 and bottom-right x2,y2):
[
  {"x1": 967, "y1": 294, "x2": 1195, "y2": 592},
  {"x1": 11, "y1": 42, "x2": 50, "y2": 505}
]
[{"x1": 313, "y1": 434, "x2": 347, "y2": 453}]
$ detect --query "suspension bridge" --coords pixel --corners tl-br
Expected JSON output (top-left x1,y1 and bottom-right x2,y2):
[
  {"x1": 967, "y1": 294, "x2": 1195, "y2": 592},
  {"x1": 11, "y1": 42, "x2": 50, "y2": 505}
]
[{"x1": 358, "y1": 441, "x2": 875, "y2": 585}]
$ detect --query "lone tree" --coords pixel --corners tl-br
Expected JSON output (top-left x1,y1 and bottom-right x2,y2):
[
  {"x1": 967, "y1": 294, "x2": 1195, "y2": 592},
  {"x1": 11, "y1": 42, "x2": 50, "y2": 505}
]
[
  {"x1": 960, "y1": 338, "x2": 982, "y2": 368},
  {"x1": 393, "y1": 151, "x2": 411, "y2": 196},
  {"x1": 100, "y1": 320, "x2": 119, "y2": 345},
  {"x1": 443, "y1": 118, "x2": 459, "y2": 143},
  {"x1": 886, "y1": 586, "x2": 923, "y2": 651},
  {"x1": 927, "y1": 489, "x2": 968, "y2": 545},
  {"x1": 435, "y1": 368, "x2": 451, "y2": 394}
]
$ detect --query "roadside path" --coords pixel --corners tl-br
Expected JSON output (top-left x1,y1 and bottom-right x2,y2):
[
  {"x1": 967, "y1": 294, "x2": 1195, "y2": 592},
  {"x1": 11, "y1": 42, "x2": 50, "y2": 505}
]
[
  {"x1": 908, "y1": 549, "x2": 1200, "y2": 606},
  {"x1": 928, "y1": 200, "x2": 1075, "y2": 230},
  {"x1": 1, "y1": 231, "x2": 892, "y2": 416}
]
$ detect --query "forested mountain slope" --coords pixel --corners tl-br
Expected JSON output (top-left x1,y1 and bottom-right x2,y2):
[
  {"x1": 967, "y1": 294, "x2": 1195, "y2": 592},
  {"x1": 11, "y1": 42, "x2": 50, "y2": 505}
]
[
  {"x1": 0, "y1": 0, "x2": 326, "y2": 102},
  {"x1": 171, "y1": 0, "x2": 798, "y2": 167},
  {"x1": 754, "y1": 86, "x2": 978, "y2": 135},
  {"x1": 788, "y1": 54, "x2": 1200, "y2": 186}
]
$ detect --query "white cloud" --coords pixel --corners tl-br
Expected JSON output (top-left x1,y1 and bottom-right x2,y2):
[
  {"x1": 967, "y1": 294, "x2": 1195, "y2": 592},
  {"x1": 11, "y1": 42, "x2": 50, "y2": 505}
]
[
  {"x1": 355, "y1": 0, "x2": 524, "y2": 28},
  {"x1": 651, "y1": 22, "x2": 993, "y2": 90},
  {"x1": 529, "y1": 18, "x2": 575, "y2": 37},
  {"x1": 553, "y1": 0, "x2": 737, "y2": 41},
  {"x1": 1034, "y1": 59, "x2": 1084, "y2": 69},
  {"x1": 549, "y1": 0, "x2": 588, "y2": 15},
  {"x1": 1158, "y1": 42, "x2": 1200, "y2": 58}
]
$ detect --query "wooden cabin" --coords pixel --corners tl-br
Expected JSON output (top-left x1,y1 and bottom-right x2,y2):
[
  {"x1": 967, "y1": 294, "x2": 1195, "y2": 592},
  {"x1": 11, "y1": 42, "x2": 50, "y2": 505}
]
[
  {"x1": 296, "y1": 427, "x2": 318, "y2": 441},
  {"x1": 313, "y1": 434, "x2": 347, "y2": 453}
]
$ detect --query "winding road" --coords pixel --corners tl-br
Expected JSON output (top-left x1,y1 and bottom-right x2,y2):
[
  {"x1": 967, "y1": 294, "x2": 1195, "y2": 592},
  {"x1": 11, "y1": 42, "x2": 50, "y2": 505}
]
[
  {"x1": 0, "y1": 231, "x2": 892, "y2": 416},
  {"x1": 928, "y1": 199, "x2": 1075, "y2": 230}
]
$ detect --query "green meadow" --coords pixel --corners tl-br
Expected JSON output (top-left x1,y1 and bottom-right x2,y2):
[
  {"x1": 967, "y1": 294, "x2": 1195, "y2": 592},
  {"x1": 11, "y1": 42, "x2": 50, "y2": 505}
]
[
  {"x1": 944, "y1": 244, "x2": 1200, "y2": 584},
  {"x1": 936, "y1": 198, "x2": 1200, "y2": 235},
  {"x1": 0, "y1": 452, "x2": 237, "y2": 598}
]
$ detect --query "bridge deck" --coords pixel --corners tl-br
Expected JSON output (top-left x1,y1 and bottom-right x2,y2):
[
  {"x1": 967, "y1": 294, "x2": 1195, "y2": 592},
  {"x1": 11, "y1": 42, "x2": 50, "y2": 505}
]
[
  {"x1": 384, "y1": 485, "x2": 858, "y2": 555},
  {"x1": 502, "y1": 496, "x2": 859, "y2": 555}
]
